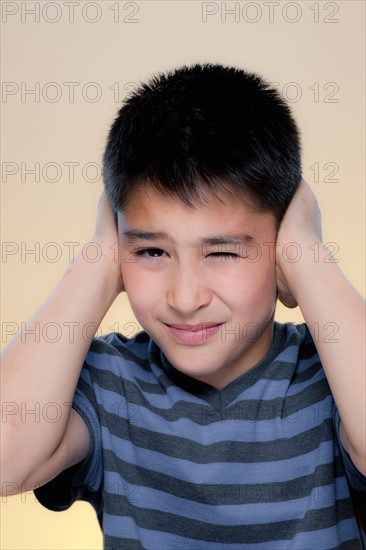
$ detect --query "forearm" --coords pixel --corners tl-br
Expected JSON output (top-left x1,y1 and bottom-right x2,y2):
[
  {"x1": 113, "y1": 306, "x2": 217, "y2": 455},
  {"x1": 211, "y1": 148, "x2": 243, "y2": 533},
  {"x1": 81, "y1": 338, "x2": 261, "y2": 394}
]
[
  {"x1": 1, "y1": 251, "x2": 120, "y2": 484},
  {"x1": 285, "y1": 238, "x2": 366, "y2": 469}
]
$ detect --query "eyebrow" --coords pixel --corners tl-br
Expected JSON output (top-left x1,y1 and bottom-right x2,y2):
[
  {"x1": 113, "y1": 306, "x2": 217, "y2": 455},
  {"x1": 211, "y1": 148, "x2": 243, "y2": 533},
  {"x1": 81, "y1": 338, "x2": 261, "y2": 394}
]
[{"x1": 122, "y1": 229, "x2": 253, "y2": 245}]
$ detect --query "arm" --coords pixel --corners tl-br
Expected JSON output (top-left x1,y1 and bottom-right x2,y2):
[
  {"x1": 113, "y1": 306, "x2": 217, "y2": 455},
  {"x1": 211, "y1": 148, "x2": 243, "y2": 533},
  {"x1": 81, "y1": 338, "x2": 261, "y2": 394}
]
[
  {"x1": 276, "y1": 179, "x2": 366, "y2": 476},
  {"x1": 0, "y1": 192, "x2": 123, "y2": 494}
]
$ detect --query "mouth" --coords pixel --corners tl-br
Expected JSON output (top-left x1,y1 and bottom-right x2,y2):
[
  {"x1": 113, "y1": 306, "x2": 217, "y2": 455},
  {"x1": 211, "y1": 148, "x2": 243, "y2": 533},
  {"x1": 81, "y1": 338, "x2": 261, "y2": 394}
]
[{"x1": 164, "y1": 322, "x2": 223, "y2": 345}]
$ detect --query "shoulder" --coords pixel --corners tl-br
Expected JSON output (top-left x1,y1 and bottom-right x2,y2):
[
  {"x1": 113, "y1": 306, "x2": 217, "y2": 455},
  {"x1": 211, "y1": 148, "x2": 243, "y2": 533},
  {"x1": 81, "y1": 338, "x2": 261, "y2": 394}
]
[
  {"x1": 79, "y1": 331, "x2": 160, "y2": 395},
  {"x1": 274, "y1": 321, "x2": 319, "y2": 364},
  {"x1": 271, "y1": 322, "x2": 328, "y2": 399},
  {"x1": 89, "y1": 329, "x2": 151, "y2": 353},
  {"x1": 86, "y1": 330, "x2": 152, "y2": 363}
]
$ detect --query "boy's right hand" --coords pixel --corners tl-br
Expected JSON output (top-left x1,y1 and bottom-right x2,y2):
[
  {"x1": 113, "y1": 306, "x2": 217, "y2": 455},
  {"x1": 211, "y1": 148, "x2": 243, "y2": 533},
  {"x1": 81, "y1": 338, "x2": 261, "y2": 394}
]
[
  {"x1": 1, "y1": 190, "x2": 124, "y2": 497},
  {"x1": 90, "y1": 190, "x2": 124, "y2": 294}
]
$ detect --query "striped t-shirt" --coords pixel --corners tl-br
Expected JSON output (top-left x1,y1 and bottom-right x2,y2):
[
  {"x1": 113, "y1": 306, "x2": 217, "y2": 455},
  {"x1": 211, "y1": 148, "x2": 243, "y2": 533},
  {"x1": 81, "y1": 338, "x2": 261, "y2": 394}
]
[{"x1": 34, "y1": 322, "x2": 366, "y2": 549}]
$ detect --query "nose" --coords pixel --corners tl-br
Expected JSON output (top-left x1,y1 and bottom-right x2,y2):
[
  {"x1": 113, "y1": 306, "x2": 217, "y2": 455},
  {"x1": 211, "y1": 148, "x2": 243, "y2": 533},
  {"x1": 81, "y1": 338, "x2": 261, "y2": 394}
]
[{"x1": 167, "y1": 261, "x2": 212, "y2": 315}]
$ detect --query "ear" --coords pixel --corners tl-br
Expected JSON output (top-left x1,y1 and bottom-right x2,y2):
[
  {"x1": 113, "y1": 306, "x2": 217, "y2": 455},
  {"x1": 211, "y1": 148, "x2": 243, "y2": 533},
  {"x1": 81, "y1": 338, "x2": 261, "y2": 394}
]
[
  {"x1": 277, "y1": 291, "x2": 298, "y2": 309},
  {"x1": 276, "y1": 265, "x2": 298, "y2": 309}
]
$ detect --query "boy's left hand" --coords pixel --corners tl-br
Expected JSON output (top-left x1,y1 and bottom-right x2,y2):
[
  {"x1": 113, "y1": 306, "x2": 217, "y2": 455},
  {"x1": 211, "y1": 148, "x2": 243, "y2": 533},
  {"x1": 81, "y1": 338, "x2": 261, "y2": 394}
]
[{"x1": 276, "y1": 178, "x2": 323, "y2": 308}]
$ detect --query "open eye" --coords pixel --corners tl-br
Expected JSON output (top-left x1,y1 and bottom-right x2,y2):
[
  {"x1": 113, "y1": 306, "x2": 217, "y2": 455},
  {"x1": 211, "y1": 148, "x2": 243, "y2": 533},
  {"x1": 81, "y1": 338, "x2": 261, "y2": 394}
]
[{"x1": 134, "y1": 248, "x2": 167, "y2": 258}]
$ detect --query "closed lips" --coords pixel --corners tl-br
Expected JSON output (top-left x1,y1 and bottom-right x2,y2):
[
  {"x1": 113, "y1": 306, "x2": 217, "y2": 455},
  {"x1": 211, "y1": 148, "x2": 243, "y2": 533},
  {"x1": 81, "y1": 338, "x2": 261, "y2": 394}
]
[{"x1": 166, "y1": 323, "x2": 222, "y2": 331}]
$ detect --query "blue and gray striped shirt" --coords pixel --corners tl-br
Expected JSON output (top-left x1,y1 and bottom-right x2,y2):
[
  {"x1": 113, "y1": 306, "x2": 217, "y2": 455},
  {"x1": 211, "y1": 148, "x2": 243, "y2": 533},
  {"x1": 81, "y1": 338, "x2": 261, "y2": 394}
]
[{"x1": 35, "y1": 322, "x2": 366, "y2": 549}]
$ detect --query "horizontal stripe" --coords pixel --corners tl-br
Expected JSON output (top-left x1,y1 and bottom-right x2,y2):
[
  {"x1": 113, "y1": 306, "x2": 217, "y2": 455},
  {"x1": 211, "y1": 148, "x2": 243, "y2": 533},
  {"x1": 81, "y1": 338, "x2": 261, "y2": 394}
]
[
  {"x1": 94, "y1": 386, "x2": 334, "y2": 444},
  {"x1": 103, "y1": 534, "x2": 143, "y2": 550},
  {"x1": 87, "y1": 352, "x2": 156, "y2": 385},
  {"x1": 255, "y1": 355, "x2": 321, "y2": 383},
  {"x1": 99, "y1": 410, "x2": 335, "y2": 463},
  {"x1": 88, "y1": 368, "x2": 332, "y2": 423},
  {"x1": 102, "y1": 497, "x2": 356, "y2": 544},
  {"x1": 227, "y1": 363, "x2": 323, "y2": 404},
  {"x1": 103, "y1": 449, "x2": 346, "y2": 505},
  {"x1": 102, "y1": 428, "x2": 340, "y2": 485},
  {"x1": 91, "y1": 339, "x2": 150, "y2": 368},
  {"x1": 103, "y1": 469, "x2": 351, "y2": 523},
  {"x1": 103, "y1": 525, "x2": 360, "y2": 550}
]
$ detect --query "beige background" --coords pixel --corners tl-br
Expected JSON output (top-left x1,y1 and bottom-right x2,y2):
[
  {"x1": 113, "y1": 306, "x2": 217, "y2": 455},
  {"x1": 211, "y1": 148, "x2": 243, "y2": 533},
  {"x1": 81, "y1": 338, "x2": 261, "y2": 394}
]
[{"x1": 1, "y1": 1, "x2": 365, "y2": 548}]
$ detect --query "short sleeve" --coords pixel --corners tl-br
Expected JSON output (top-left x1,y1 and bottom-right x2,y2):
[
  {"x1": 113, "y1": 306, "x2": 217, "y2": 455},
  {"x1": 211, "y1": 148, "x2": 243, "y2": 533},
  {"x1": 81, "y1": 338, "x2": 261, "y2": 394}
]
[
  {"x1": 333, "y1": 405, "x2": 366, "y2": 540},
  {"x1": 34, "y1": 360, "x2": 103, "y2": 523}
]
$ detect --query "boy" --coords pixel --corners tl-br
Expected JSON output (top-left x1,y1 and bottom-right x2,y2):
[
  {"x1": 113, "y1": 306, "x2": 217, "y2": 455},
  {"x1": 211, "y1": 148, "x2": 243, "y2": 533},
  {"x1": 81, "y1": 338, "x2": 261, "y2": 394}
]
[{"x1": 1, "y1": 62, "x2": 365, "y2": 548}]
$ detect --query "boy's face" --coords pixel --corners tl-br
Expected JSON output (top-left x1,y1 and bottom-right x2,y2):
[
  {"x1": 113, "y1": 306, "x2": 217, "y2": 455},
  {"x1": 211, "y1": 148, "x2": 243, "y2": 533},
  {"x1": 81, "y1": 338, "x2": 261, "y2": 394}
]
[{"x1": 118, "y1": 185, "x2": 278, "y2": 390}]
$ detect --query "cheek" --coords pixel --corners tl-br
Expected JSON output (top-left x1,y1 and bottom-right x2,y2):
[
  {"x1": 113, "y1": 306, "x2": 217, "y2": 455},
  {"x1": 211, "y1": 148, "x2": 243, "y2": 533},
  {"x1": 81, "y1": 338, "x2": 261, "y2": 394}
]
[
  {"x1": 121, "y1": 263, "x2": 161, "y2": 318},
  {"x1": 223, "y1": 259, "x2": 277, "y2": 309},
  {"x1": 252, "y1": 259, "x2": 277, "y2": 298},
  {"x1": 121, "y1": 263, "x2": 144, "y2": 295}
]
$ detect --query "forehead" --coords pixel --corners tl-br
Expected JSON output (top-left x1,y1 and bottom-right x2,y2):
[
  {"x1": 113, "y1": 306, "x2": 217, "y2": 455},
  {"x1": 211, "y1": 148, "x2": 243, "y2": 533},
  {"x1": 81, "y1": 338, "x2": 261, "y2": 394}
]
[{"x1": 118, "y1": 185, "x2": 276, "y2": 241}]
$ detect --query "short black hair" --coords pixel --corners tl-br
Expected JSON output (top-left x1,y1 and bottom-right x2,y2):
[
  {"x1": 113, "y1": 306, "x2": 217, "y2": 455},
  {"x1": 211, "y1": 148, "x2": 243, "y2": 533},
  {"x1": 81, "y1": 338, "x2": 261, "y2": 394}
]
[{"x1": 103, "y1": 62, "x2": 301, "y2": 224}]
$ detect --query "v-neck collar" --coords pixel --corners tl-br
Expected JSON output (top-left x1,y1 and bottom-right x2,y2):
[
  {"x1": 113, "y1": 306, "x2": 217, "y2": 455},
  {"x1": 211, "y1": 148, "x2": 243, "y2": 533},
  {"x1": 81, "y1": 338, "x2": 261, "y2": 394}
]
[{"x1": 158, "y1": 322, "x2": 287, "y2": 408}]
